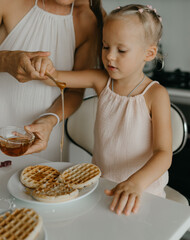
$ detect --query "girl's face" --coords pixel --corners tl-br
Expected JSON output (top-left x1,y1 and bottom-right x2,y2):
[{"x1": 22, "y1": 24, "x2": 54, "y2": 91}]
[{"x1": 102, "y1": 16, "x2": 148, "y2": 81}]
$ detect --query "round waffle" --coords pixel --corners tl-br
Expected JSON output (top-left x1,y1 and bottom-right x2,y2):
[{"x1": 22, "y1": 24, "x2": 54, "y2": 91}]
[
  {"x1": 0, "y1": 208, "x2": 43, "y2": 240},
  {"x1": 32, "y1": 181, "x2": 79, "y2": 203},
  {"x1": 58, "y1": 163, "x2": 101, "y2": 189},
  {"x1": 20, "y1": 165, "x2": 60, "y2": 189}
]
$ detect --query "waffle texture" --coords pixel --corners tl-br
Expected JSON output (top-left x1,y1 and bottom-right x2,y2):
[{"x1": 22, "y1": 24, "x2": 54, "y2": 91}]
[
  {"x1": 32, "y1": 181, "x2": 79, "y2": 203},
  {"x1": 20, "y1": 165, "x2": 60, "y2": 188},
  {"x1": 0, "y1": 208, "x2": 43, "y2": 240},
  {"x1": 58, "y1": 163, "x2": 101, "y2": 189}
]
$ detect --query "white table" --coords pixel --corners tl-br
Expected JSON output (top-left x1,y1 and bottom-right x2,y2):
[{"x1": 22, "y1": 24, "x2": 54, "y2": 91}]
[{"x1": 1, "y1": 153, "x2": 190, "y2": 240}]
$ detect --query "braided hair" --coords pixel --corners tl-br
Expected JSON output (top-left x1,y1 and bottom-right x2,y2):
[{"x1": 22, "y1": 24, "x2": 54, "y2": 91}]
[{"x1": 107, "y1": 4, "x2": 163, "y2": 47}]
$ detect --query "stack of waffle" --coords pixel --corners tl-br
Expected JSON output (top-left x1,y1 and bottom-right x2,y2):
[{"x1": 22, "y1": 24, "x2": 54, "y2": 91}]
[{"x1": 20, "y1": 163, "x2": 101, "y2": 203}]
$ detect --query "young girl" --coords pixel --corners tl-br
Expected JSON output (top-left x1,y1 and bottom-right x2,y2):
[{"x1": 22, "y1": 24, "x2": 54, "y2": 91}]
[{"x1": 32, "y1": 4, "x2": 172, "y2": 216}]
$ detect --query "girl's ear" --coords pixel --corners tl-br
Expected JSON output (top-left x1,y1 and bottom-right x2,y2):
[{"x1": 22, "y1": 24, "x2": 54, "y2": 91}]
[{"x1": 144, "y1": 45, "x2": 157, "y2": 62}]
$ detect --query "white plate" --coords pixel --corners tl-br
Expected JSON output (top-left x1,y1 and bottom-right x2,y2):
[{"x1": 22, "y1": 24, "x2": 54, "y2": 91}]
[
  {"x1": 7, "y1": 162, "x2": 99, "y2": 206},
  {"x1": 38, "y1": 226, "x2": 48, "y2": 240}
]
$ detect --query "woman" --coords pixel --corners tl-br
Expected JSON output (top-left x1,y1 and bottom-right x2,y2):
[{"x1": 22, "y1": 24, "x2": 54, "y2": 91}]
[{"x1": 0, "y1": 0, "x2": 105, "y2": 161}]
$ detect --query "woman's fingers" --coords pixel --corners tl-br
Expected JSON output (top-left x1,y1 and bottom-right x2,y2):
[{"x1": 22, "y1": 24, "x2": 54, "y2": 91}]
[
  {"x1": 34, "y1": 58, "x2": 42, "y2": 73},
  {"x1": 23, "y1": 122, "x2": 51, "y2": 154},
  {"x1": 21, "y1": 58, "x2": 36, "y2": 75},
  {"x1": 40, "y1": 60, "x2": 51, "y2": 76},
  {"x1": 31, "y1": 57, "x2": 54, "y2": 77},
  {"x1": 24, "y1": 139, "x2": 47, "y2": 154}
]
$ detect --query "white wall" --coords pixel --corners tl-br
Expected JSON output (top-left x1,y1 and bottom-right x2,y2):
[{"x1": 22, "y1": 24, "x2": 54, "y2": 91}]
[{"x1": 102, "y1": 0, "x2": 190, "y2": 72}]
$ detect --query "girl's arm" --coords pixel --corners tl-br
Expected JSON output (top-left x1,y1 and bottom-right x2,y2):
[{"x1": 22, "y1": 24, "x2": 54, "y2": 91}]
[
  {"x1": 105, "y1": 84, "x2": 172, "y2": 215},
  {"x1": 55, "y1": 69, "x2": 107, "y2": 95},
  {"x1": 32, "y1": 56, "x2": 108, "y2": 96},
  {"x1": 128, "y1": 84, "x2": 172, "y2": 189}
]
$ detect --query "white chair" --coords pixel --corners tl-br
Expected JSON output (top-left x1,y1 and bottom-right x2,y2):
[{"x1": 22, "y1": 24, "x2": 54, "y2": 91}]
[
  {"x1": 65, "y1": 96, "x2": 189, "y2": 205},
  {"x1": 171, "y1": 103, "x2": 188, "y2": 155}
]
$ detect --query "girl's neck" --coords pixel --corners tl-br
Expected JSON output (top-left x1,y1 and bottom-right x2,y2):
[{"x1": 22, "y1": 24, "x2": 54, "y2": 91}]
[{"x1": 112, "y1": 73, "x2": 146, "y2": 96}]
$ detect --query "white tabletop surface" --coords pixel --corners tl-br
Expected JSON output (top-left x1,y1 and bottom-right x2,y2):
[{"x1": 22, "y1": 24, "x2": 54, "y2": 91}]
[{"x1": 0, "y1": 153, "x2": 190, "y2": 240}]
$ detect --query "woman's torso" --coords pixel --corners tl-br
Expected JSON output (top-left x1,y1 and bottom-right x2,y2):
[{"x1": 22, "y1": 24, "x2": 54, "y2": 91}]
[
  {"x1": 0, "y1": 0, "x2": 75, "y2": 161},
  {"x1": 92, "y1": 78, "x2": 168, "y2": 197}
]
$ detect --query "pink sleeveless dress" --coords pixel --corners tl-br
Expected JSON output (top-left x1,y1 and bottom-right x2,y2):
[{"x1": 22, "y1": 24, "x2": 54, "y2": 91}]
[{"x1": 92, "y1": 78, "x2": 168, "y2": 197}]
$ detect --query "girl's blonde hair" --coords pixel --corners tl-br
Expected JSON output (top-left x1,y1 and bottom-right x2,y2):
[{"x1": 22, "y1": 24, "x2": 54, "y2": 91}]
[{"x1": 105, "y1": 4, "x2": 163, "y2": 47}]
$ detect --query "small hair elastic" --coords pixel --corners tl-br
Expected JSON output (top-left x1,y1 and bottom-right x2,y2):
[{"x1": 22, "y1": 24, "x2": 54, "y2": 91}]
[
  {"x1": 147, "y1": 5, "x2": 153, "y2": 10},
  {"x1": 138, "y1": 9, "x2": 144, "y2": 13},
  {"x1": 147, "y1": 5, "x2": 157, "y2": 14},
  {"x1": 138, "y1": 5, "x2": 162, "y2": 23},
  {"x1": 158, "y1": 17, "x2": 162, "y2": 22},
  {"x1": 39, "y1": 113, "x2": 60, "y2": 127}
]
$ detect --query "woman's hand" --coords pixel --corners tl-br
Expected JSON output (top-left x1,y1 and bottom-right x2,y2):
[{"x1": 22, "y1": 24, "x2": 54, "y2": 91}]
[
  {"x1": 24, "y1": 114, "x2": 58, "y2": 154},
  {"x1": 4, "y1": 50, "x2": 50, "y2": 82},
  {"x1": 105, "y1": 180, "x2": 143, "y2": 216}
]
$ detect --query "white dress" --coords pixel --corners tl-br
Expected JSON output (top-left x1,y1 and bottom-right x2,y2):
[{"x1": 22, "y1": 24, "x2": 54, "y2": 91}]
[{"x1": 0, "y1": 0, "x2": 75, "y2": 161}]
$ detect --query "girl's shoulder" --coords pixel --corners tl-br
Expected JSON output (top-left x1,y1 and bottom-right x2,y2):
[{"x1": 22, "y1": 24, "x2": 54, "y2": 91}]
[
  {"x1": 144, "y1": 79, "x2": 170, "y2": 110},
  {"x1": 92, "y1": 69, "x2": 109, "y2": 96},
  {"x1": 148, "y1": 80, "x2": 169, "y2": 99},
  {"x1": 143, "y1": 78, "x2": 168, "y2": 95}
]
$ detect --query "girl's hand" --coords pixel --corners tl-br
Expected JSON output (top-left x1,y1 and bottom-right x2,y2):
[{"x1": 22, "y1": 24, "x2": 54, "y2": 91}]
[
  {"x1": 104, "y1": 180, "x2": 142, "y2": 216},
  {"x1": 31, "y1": 56, "x2": 55, "y2": 77}
]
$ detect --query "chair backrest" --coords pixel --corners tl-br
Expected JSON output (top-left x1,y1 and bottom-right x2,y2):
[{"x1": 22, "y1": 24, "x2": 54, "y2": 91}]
[
  {"x1": 65, "y1": 96, "x2": 97, "y2": 155},
  {"x1": 171, "y1": 103, "x2": 188, "y2": 154},
  {"x1": 65, "y1": 96, "x2": 188, "y2": 156}
]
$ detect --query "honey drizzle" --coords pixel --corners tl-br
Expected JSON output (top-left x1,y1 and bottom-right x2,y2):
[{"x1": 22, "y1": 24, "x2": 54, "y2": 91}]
[
  {"x1": 60, "y1": 89, "x2": 64, "y2": 162},
  {"x1": 46, "y1": 72, "x2": 66, "y2": 162}
]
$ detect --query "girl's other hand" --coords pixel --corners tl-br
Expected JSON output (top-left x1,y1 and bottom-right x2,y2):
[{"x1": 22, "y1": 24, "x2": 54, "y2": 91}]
[
  {"x1": 104, "y1": 180, "x2": 142, "y2": 216},
  {"x1": 31, "y1": 56, "x2": 55, "y2": 77}
]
